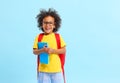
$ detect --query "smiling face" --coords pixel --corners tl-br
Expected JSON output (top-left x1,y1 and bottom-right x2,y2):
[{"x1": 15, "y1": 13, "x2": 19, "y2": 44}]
[{"x1": 42, "y1": 16, "x2": 55, "y2": 34}]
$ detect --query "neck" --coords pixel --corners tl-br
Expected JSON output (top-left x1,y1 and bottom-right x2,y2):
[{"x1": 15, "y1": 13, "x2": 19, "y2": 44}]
[{"x1": 44, "y1": 32, "x2": 53, "y2": 35}]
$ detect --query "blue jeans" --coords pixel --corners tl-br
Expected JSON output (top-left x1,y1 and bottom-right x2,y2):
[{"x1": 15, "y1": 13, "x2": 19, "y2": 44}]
[{"x1": 38, "y1": 72, "x2": 64, "y2": 83}]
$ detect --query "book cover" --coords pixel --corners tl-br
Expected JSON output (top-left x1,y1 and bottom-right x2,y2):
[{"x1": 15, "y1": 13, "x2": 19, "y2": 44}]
[{"x1": 38, "y1": 42, "x2": 49, "y2": 64}]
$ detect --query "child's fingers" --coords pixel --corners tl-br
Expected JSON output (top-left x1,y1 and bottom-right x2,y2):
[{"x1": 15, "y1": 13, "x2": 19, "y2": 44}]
[{"x1": 44, "y1": 45, "x2": 47, "y2": 48}]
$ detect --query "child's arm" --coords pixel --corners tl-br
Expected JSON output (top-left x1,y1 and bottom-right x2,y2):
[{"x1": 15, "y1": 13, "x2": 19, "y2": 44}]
[
  {"x1": 54, "y1": 46, "x2": 66, "y2": 54},
  {"x1": 33, "y1": 48, "x2": 42, "y2": 55},
  {"x1": 33, "y1": 46, "x2": 66, "y2": 55},
  {"x1": 33, "y1": 46, "x2": 48, "y2": 55},
  {"x1": 47, "y1": 46, "x2": 66, "y2": 54}
]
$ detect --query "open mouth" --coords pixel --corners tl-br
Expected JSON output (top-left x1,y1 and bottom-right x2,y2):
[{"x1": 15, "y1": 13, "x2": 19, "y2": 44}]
[{"x1": 44, "y1": 27, "x2": 52, "y2": 33}]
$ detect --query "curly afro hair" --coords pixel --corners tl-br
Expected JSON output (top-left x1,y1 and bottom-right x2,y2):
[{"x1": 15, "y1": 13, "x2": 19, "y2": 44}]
[{"x1": 36, "y1": 8, "x2": 61, "y2": 32}]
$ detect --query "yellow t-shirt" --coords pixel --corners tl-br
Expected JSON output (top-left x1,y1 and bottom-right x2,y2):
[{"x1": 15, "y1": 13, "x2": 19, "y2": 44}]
[{"x1": 33, "y1": 33, "x2": 66, "y2": 73}]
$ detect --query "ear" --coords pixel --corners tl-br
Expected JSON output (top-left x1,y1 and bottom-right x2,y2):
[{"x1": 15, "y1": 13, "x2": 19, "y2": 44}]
[
  {"x1": 53, "y1": 22, "x2": 56, "y2": 28},
  {"x1": 53, "y1": 25, "x2": 55, "y2": 28}
]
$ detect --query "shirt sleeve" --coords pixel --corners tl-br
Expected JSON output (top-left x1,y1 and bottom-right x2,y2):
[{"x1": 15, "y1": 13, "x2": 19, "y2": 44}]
[
  {"x1": 33, "y1": 35, "x2": 39, "y2": 49},
  {"x1": 59, "y1": 35, "x2": 66, "y2": 48}
]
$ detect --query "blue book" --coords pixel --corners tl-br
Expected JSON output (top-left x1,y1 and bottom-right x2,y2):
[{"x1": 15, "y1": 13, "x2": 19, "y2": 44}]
[{"x1": 38, "y1": 42, "x2": 49, "y2": 64}]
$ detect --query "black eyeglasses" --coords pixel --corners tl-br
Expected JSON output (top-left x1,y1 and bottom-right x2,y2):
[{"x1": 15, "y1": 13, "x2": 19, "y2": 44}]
[{"x1": 42, "y1": 21, "x2": 54, "y2": 25}]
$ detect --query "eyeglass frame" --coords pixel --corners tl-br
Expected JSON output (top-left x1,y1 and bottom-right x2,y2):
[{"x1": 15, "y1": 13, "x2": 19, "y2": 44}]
[{"x1": 42, "y1": 21, "x2": 55, "y2": 25}]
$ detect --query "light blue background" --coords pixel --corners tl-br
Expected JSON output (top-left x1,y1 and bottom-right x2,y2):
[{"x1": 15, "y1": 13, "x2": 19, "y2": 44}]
[{"x1": 0, "y1": 0, "x2": 120, "y2": 83}]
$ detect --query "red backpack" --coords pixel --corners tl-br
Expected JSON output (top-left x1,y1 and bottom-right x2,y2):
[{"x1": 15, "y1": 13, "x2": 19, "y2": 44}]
[{"x1": 37, "y1": 33, "x2": 66, "y2": 83}]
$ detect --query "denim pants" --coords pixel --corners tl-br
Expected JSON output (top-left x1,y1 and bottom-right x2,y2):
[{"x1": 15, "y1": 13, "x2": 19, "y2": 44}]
[{"x1": 38, "y1": 72, "x2": 64, "y2": 83}]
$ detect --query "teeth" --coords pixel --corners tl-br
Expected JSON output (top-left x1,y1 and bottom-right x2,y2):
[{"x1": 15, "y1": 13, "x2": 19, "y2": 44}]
[
  {"x1": 46, "y1": 28, "x2": 50, "y2": 30},
  {"x1": 45, "y1": 28, "x2": 51, "y2": 31},
  {"x1": 46, "y1": 29, "x2": 49, "y2": 30}
]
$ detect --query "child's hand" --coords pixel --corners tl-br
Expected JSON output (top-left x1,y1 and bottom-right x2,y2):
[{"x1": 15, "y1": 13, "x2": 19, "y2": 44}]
[
  {"x1": 43, "y1": 46, "x2": 55, "y2": 54},
  {"x1": 47, "y1": 48, "x2": 55, "y2": 54},
  {"x1": 42, "y1": 45, "x2": 48, "y2": 53}
]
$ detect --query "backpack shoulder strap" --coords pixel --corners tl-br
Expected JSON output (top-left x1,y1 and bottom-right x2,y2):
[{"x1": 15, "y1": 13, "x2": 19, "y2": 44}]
[
  {"x1": 54, "y1": 33, "x2": 66, "y2": 83},
  {"x1": 38, "y1": 33, "x2": 44, "y2": 42}
]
